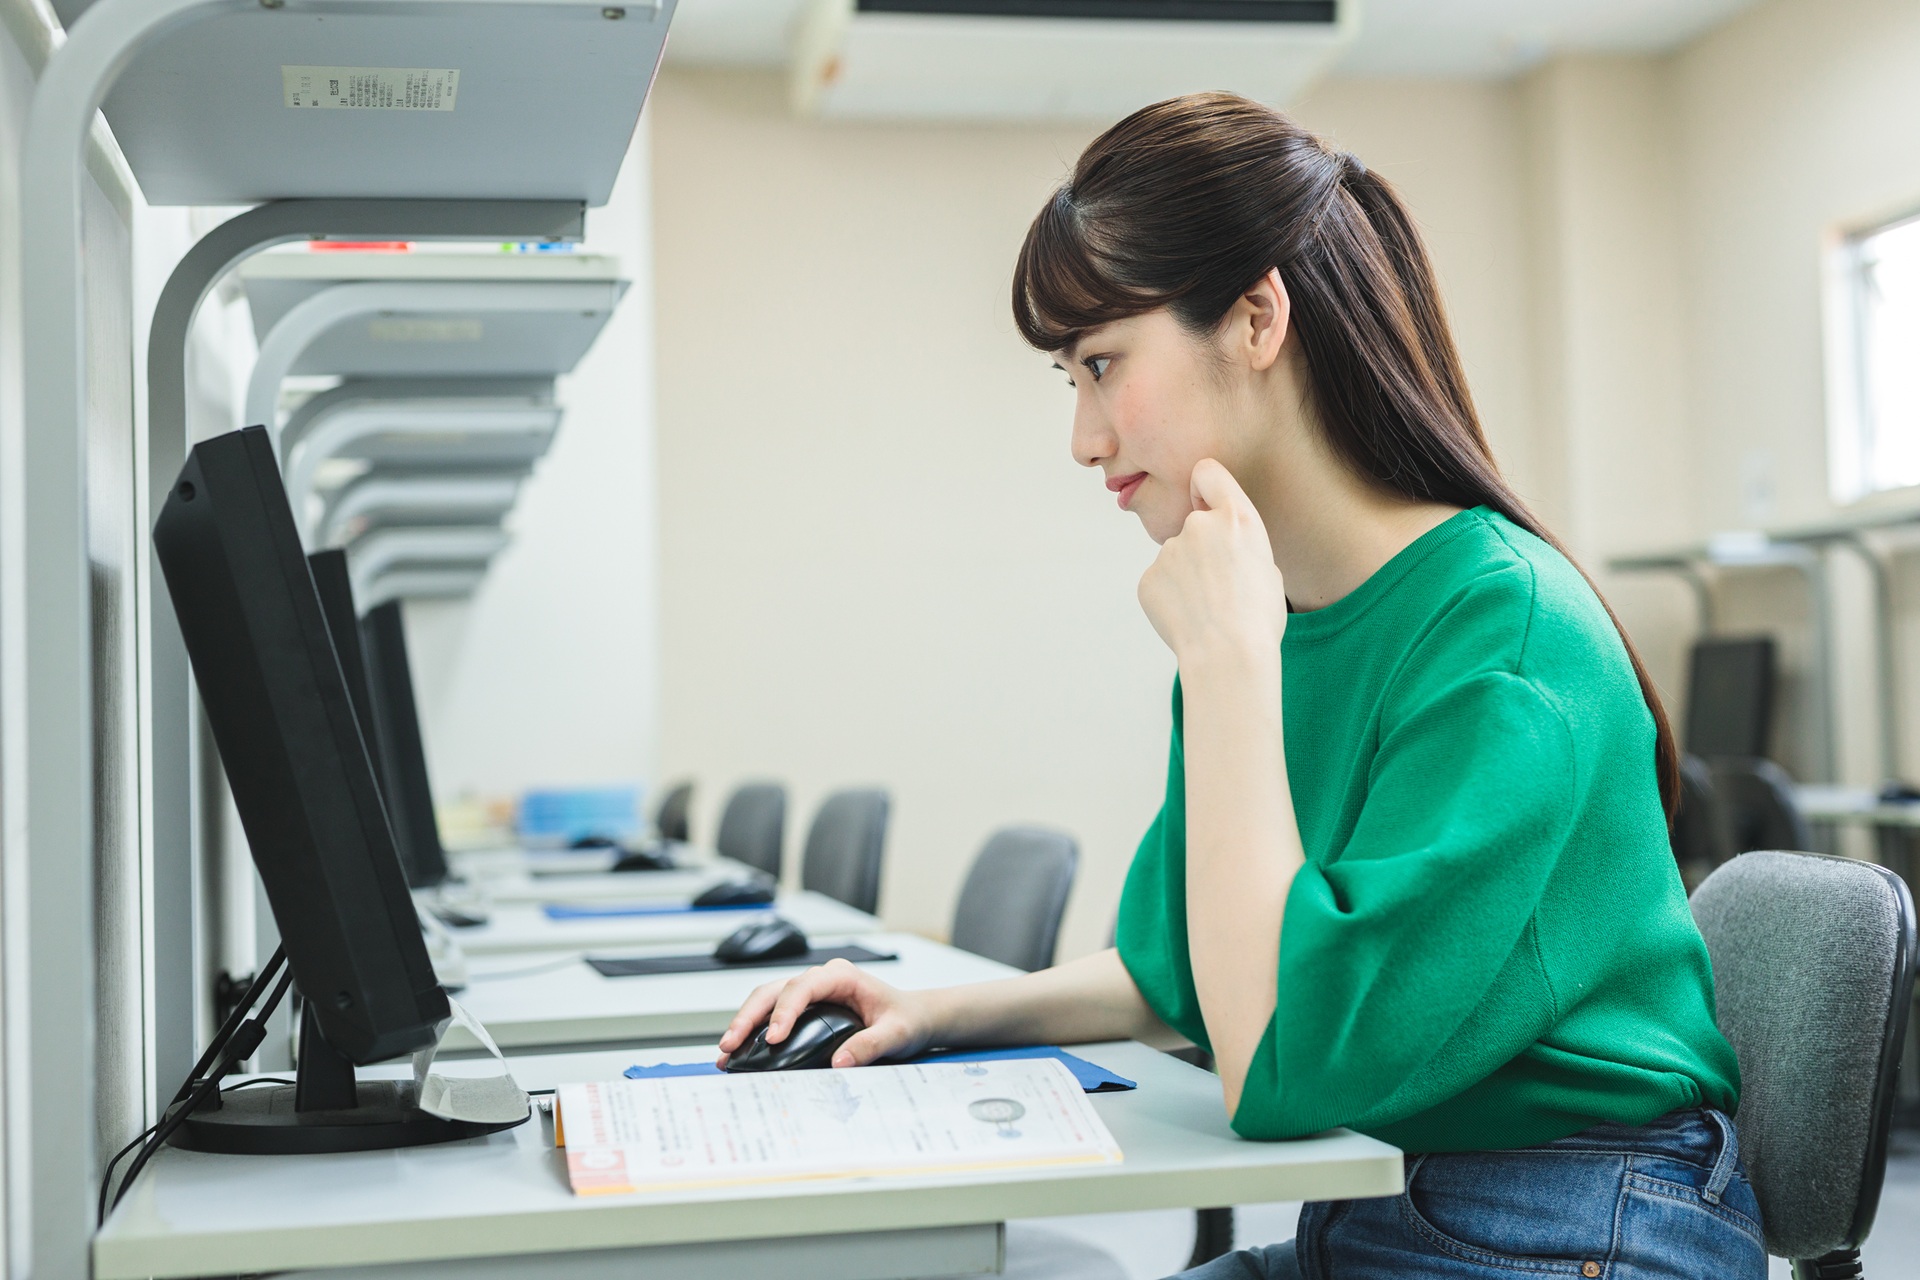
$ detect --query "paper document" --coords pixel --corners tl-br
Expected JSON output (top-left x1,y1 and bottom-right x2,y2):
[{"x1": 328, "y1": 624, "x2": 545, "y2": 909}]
[{"x1": 555, "y1": 1057, "x2": 1121, "y2": 1196}]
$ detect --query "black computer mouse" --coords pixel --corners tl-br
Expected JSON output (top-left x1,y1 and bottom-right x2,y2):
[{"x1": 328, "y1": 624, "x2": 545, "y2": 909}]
[
  {"x1": 432, "y1": 907, "x2": 487, "y2": 929},
  {"x1": 714, "y1": 917, "x2": 810, "y2": 965},
  {"x1": 611, "y1": 846, "x2": 675, "y2": 873},
  {"x1": 693, "y1": 878, "x2": 776, "y2": 908},
  {"x1": 568, "y1": 834, "x2": 620, "y2": 850},
  {"x1": 1880, "y1": 780, "x2": 1920, "y2": 804},
  {"x1": 723, "y1": 1003, "x2": 864, "y2": 1073}
]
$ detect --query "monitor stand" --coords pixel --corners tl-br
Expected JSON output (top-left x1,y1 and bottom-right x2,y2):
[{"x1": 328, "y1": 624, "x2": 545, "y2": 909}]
[{"x1": 169, "y1": 1002, "x2": 525, "y2": 1155}]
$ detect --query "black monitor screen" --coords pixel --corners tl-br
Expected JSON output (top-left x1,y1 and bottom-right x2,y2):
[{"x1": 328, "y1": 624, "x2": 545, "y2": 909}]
[
  {"x1": 154, "y1": 426, "x2": 447, "y2": 1065},
  {"x1": 360, "y1": 601, "x2": 452, "y2": 889},
  {"x1": 1684, "y1": 636, "x2": 1777, "y2": 760}
]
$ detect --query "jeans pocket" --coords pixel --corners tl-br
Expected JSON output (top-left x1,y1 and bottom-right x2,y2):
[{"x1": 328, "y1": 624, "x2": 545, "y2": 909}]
[{"x1": 1400, "y1": 1151, "x2": 1619, "y2": 1275}]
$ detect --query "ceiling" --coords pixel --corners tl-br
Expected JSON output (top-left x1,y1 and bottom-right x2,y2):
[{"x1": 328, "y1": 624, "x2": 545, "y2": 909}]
[{"x1": 663, "y1": 0, "x2": 1765, "y2": 78}]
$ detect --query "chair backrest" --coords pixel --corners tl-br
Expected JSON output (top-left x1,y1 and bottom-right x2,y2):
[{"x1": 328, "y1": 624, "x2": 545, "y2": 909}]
[
  {"x1": 800, "y1": 789, "x2": 890, "y2": 915},
  {"x1": 1710, "y1": 757, "x2": 1812, "y2": 853},
  {"x1": 950, "y1": 826, "x2": 1079, "y2": 972},
  {"x1": 653, "y1": 780, "x2": 694, "y2": 845},
  {"x1": 1690, "y1": 849, "x2": 1916, "y2": 1261},
  {"x1": 1673, "y1": 753, "x2": 1735, "y2": 889},
  {"x1": 715, "y1": 782, "x2": 787, "y2": 879}
]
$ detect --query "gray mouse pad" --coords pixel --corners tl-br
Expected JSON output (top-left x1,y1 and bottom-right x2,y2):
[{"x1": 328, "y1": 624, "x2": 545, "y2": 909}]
[{"x1": 585, "y1": 944, "x2": 899, "y2": 978}]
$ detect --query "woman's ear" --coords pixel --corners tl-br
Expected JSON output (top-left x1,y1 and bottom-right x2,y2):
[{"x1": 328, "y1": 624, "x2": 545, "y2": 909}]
[{"x1": 1235, "y1": 267, "x2": 1292, "y2": 373}]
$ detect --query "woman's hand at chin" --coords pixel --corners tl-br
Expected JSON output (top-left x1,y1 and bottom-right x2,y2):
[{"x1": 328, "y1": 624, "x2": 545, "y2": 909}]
[
  {"x1": 1136, "y1": 458, "x2": 1289, "y2": 676},
  {"x1": 715, "y1": 958, "x2": 938, "y2": 1070}
]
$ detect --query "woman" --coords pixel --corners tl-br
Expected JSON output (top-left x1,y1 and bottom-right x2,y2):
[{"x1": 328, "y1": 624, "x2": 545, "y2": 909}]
[{"x1": 718, "y1": 92, "x2": 1761, "y2": 1278}]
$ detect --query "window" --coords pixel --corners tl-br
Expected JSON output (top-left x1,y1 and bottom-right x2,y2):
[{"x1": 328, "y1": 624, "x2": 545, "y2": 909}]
[{"x1": 1830, "y1": 211, "x2": 1920, "y2": 501}]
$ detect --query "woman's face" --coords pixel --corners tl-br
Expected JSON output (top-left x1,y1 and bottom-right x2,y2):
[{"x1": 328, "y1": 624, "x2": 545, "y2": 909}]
[{"x1": 1057, "y1": 308, "x2": 1255, "y2": 545}]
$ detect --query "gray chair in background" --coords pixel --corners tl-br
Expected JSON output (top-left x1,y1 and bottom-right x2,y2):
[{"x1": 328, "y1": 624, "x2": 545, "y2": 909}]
[
  {"x1": 653, "y1": 780, "x2": 694, "y2": 845},
  {"x1": 801, "y1": 789, "x2": 891, "y2": 915},
  {"x1": 716, "y1": 782, "x2": 787, "y2": 880},
  {"x1": 1690, "y1": 849, "x2": 1915, "y2": 1277},
  {"x1": 950, "y1": 826, "x2": 1079, "y2": 972},
  {"x1": 1709, "y1": 757, "x2": 1813, "y2": 854},
  {"x1": 1674, "y1": 753, "x2": 1737, "y2": 890}
]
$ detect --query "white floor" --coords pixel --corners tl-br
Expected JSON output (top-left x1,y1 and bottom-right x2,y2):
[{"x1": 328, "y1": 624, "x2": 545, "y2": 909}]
[{"x1": 1007, "y1": 1138, "x2": 1920, "y2": 1280}]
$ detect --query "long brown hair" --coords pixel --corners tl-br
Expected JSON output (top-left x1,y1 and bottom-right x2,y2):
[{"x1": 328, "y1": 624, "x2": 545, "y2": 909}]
[{"x1": 1012, "y1": 92, "x2": 1680, "y2": 819}]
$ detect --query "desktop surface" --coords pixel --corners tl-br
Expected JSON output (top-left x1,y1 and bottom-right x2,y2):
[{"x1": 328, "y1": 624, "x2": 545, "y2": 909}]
[
  {"x1": 448, "y1": 932, "x2": 1013, "y2": 1052},
  {"x1": 95, "y1": 1040, "x2": 1403, "y2": 1280}
]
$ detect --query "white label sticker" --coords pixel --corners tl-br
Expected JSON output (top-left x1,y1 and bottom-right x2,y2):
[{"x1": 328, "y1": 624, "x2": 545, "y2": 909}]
[{"x1": 283, "y1": 66, "x2": 459, "y2": 111}]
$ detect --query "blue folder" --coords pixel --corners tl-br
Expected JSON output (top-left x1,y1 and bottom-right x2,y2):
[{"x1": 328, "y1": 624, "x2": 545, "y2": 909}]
[
  {"x1": 624, "y1": 1045, "x2": 1137, "y2": 1093},
  {"x1": 542, "y1": 901, "x2": 759, "y2": 921}
]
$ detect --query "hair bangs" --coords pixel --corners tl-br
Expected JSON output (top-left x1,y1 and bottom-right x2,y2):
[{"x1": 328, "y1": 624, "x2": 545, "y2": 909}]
[{"x1": 1012, "y1": 188, "x2": 1163, "y2": 353}]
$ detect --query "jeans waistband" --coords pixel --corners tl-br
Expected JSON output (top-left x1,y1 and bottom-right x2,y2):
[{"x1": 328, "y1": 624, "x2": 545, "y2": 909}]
[{"x1": 1537, "y1": 1107, "x2": 1740, "y2": 1202}]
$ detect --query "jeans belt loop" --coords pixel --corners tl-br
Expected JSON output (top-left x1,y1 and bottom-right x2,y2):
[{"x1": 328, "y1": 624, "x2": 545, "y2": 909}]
[{"x1": 1702, "y1": 1109, "x2": 1738, "y2": 1204}]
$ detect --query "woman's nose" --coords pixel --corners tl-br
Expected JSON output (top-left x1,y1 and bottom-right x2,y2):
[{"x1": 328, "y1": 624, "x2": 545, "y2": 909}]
[{"x1": 1071, "y1": 402, "x2": 1115, "y2": 469}]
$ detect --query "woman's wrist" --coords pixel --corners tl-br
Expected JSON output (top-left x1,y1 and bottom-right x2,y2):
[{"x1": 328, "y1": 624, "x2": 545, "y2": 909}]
[{"x1": 1177, "y1": 636, "x2": 1282, "y2": 698}]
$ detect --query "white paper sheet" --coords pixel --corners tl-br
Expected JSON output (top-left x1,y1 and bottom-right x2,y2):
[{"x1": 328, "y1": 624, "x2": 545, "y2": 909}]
[{"x1": 556, "y1": 1057, "x2": 1121, "y2": 1196}]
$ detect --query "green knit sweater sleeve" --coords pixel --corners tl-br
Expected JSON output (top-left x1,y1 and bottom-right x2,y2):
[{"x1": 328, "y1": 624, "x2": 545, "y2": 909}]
[{"x1": 1231, "y1": 669, "x2": 1579, "y2": 1140}]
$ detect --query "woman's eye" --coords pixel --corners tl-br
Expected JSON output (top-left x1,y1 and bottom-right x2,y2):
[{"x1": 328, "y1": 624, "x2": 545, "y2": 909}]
[{"x1": 1084, "y1": 356, "x2": 1112, "y2": 382}]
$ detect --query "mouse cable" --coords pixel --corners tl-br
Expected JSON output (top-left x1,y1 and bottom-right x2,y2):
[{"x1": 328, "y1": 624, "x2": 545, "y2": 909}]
[
  {"x1": 103, "y1": 965, "x2": 295, "y2": 1221},
  {"x1": 171, "y1": 946, "x2": 287, "y2": 1107},
  {"x1": 98, "y1": 949, "x2": 287, "y2": 1225}
]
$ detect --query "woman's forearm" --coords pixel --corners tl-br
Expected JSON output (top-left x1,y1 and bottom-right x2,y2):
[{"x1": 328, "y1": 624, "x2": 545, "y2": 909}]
[
  {"x1": 1179, "y1": 653, "x2": 1305, "y2": 1113},
  {"x1": 922, "y1": 948, "x2": 1185, "y2": 1051}
]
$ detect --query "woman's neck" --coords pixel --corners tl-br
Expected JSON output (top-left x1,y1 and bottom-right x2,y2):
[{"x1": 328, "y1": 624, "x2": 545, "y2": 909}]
[{"x1": 1257, "y1": 476, "x2": 1462, "y2": 612}]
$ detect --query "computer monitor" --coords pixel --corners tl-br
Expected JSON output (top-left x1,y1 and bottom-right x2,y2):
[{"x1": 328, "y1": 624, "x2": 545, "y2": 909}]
[
  {"x1": 154, "y1": 425, "x2": 517, "y2": 1154},
  {"x1": 1684, "y1": 636, "x2": 1777, "y2": 760},
  {"x1": 360, "y1": 600, "x2": 453, "y2": 889},
  {"x1": 308, "y1": 549, "x2": 388, "y2": 798}
]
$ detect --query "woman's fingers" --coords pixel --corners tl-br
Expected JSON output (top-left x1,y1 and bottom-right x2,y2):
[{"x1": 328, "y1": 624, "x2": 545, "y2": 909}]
[
  {"x1": 1188, "y1": 457, "x2": 1253, "y2": 518},
  {"x1": 764, "y1": 958, "x2": 862, "y2": 1043},
  {"x1": 718, "y1": 978, "x2": 788, "y2": 1052},
  {"x1": 832, "y1": 1023, "x2": 905, "y2": 1069}
]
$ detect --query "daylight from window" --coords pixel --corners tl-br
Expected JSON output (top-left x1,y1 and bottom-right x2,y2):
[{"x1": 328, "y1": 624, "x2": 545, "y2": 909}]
[{"x1": 1850, "y1": 214, "x2": 1920, "y2": 496}]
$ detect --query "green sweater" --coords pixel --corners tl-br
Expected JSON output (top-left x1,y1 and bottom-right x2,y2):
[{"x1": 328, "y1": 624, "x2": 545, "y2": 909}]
[{"x1": 1116, "y1": 507, "x2": 1739, "y2": 1153}]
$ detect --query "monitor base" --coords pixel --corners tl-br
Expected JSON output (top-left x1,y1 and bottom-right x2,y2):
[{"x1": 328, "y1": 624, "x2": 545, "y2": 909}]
[{"x1": 168, "y1": 1079, "x2": 524, "y2": 1155}]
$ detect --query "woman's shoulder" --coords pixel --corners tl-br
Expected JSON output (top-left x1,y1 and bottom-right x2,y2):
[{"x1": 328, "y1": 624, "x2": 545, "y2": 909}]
[{"x1": 1400, "y1": 509, "x2": 1637, "y2": 694}]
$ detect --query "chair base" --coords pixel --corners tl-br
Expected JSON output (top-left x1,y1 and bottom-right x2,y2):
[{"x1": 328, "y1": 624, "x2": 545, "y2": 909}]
[
  {"x1": 1186, "y1": 1207, "x2": 1235, "y2": 1268},
  {"x1": 1791, "y1": 1249, "x2": 1863, "y2": 1280}
]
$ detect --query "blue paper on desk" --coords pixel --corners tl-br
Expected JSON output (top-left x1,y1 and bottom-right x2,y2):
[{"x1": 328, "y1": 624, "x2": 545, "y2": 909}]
[
  {"x1": 623, "y1": 1045, "x2": 1137, "y2": 1093},
  {"x1": 543, "y1": 901, "x2": 757, "y2": 920}
]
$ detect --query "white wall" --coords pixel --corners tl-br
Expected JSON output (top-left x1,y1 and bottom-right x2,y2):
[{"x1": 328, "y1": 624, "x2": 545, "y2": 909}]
[
  {"x1": 649, "y1": 69, "x2": 1541, "y2": 957},
  {"x1": 1667, "y1": 0, "x2": 1920, "y2": 789},
  {"x1": 404, "y1": 119, "x2": 661, "y2": 807}
]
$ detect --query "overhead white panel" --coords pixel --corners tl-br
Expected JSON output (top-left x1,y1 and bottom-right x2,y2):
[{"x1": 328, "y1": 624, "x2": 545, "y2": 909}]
[
  {"x1": 49, "y1": 1, "x2": 675, "y2": 205},
  {"x1": 791, "y1": 0, "x2": 1358, "y2": 120}
]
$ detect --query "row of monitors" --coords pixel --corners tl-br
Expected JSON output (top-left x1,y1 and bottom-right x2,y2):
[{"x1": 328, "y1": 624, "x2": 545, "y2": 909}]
[{"x1": 156, "y1": 425, "x2": 454, "y2": 1071}]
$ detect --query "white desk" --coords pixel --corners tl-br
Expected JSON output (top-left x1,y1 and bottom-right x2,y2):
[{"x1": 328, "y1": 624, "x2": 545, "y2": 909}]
[
  {"x1": 1796, "y1": 784, "x2": 1920, "y2": 829},
  {"x1": 451, "y1": 932, "x2": 1011, "y2": 1052},
  {"x1": 94, "y1": 1041, "x2": 1404, "y2": 1280},
  {"x1": 446, "y1": 892, "x2": 878, "y2": 958}
]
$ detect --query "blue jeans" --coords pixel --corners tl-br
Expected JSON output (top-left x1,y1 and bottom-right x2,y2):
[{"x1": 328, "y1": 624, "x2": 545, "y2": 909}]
[{"x1": 1174, "y1": 1109, "x2": 1766, "y2": 1278}]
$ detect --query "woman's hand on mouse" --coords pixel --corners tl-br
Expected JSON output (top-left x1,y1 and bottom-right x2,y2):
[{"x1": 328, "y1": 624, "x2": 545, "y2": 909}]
[
  {"x1": 716, "y1": 958, "x2": 934, "y2": 1069},
  {"x1": 1136, "y1": 458, "x2": 1287, "y2": 675}
]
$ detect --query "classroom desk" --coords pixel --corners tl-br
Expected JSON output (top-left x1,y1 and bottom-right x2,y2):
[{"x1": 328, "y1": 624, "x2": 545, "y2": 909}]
[
  {"x1": 94, "y1": 1041, "x2": 1405, "y2": 1280},
  {"x1": 1795, "y1": 784, "x2": 1920, "y2": 829},
  {"x1": 450, "y1": 932, "x2": 1011, "y2": 1052},
  {"x1": 445, "y1": 891, "x2": 878, "y2": 958}
]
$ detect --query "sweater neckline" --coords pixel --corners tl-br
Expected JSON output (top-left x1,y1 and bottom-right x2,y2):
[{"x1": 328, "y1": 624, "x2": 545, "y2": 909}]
[{"x1": 1283, "y1": 506, "x2": 1492, "y2": 643}]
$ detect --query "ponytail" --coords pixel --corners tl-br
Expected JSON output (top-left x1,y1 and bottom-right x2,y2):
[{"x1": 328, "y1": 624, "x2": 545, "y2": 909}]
[{"x1": 1013, "y1": 93, "x2": 1682, "y2": 821}]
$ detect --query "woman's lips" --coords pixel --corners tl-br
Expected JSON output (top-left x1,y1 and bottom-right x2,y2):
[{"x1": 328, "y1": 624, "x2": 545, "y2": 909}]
[{"x1": 1107, "y1": 472, "x2": 1147, "y2": 510}]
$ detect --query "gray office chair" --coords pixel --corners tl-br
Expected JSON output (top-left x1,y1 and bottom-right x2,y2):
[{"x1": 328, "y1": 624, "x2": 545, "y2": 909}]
[
  {"x1": 800, "y1": 789, "x2": 891, "y2": 915},
  {"x1": 1710, "y1": 757, "x2": 1812, "y2": 853},
  {"x1": 653, "y1": 780, "x2": 694, "y2": 845},
  {"x1": 950, "y1": 827, "x2": 1079, "y2": 972},
  {"x1": 1690, "y1": 849, "x2": 1916, "y2": 1277},
  {"x1": 716, "y1": 782, "x2": 787, "y2": 880},
  {"x1": 1674, "y1": 753, "x2": 1737, "y2": 890}
]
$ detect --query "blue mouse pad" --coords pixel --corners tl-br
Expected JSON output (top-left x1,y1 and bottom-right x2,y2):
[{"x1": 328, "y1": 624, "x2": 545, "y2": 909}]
[
  {"x1": 623, "y1": 1045, "x2": 1137, "y2": 1093},
  {"x1": 542, "y1": 901, "x2": 763, "y2": 921}
]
